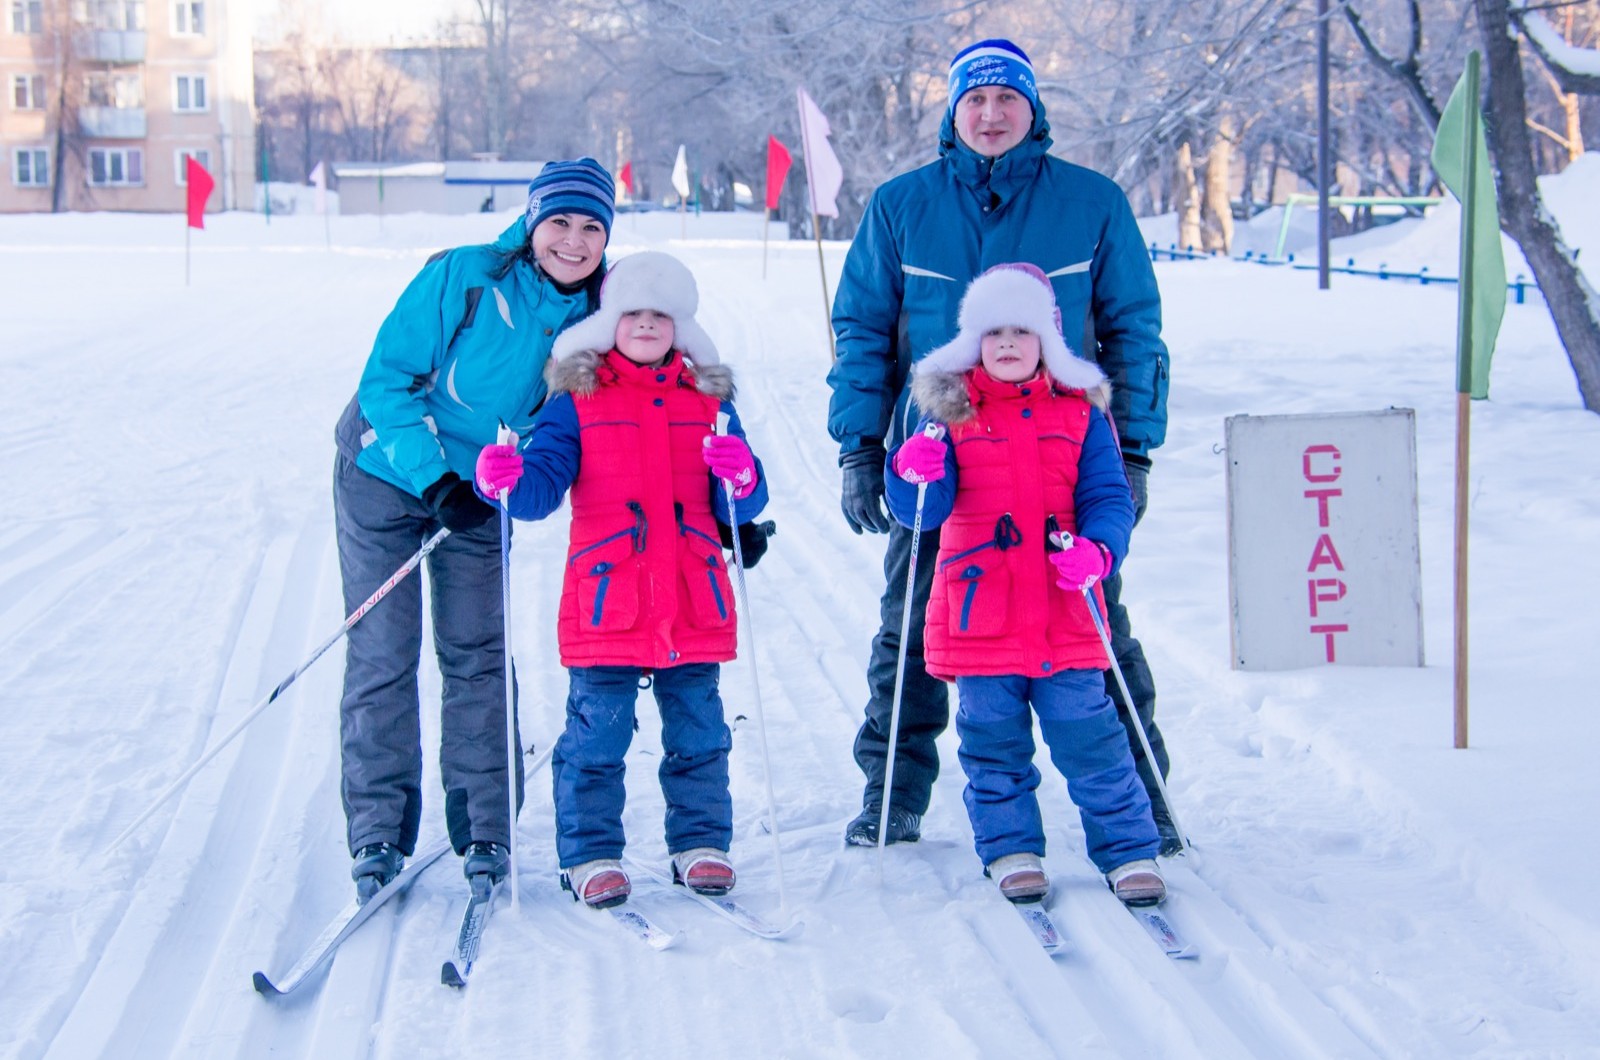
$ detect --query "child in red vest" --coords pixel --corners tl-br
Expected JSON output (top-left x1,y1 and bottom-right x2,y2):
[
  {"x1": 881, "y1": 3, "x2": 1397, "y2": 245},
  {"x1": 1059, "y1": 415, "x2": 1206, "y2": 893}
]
[
  {"x1": 884, "y1": 263, "x2": 1165, "y2": 906},
  {"x1": 474, "y1": 252, "x2": 768, "y2": 908}
]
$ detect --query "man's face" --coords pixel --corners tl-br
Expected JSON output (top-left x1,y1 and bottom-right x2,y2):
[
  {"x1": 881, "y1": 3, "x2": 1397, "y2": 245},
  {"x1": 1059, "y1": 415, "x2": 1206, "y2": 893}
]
[{"x1": 954, "y1": 86, "x2": 1031, "y2": 158}]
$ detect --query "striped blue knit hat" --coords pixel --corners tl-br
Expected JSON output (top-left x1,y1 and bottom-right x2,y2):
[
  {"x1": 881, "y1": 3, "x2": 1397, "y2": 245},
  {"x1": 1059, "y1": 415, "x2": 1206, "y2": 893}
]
[
  {"x1": 947, "y1": 39, "x2": 1038, "y2": 115},
  {"x1": 524, "y1": 157, "x2": 615, "y2": 236}
]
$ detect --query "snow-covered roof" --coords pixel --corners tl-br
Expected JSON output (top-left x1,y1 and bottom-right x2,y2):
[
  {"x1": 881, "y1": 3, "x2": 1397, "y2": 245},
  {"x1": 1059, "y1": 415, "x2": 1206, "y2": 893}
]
[{"x1": 331, "y1": 163, "x2": 447, "y2": 180}]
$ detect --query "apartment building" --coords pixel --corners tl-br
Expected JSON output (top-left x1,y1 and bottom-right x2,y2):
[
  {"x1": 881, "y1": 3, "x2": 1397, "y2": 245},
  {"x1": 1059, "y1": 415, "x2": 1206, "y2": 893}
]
[{"x1": 1, "y1": 0, "x2": 255, "y2": 213}]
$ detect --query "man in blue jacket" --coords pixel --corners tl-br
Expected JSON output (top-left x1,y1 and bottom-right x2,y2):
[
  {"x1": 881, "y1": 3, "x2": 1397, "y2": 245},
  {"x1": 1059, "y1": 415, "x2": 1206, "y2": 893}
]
[{"x1": 826, "y1": 39, "x2": 1177, "y2": 854}]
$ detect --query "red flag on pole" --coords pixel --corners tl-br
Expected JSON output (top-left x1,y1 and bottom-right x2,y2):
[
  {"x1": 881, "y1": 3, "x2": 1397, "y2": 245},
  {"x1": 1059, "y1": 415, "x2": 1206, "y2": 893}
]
[
  {"x1": 765, "y1": 136, "x2": 792, "y2": 210},
  {"x1": 185, "y1": 156, "x2": 215, "y2": 228},
  {"x1": 618, "y1": 161, "x2": 634, "y2": 196}
]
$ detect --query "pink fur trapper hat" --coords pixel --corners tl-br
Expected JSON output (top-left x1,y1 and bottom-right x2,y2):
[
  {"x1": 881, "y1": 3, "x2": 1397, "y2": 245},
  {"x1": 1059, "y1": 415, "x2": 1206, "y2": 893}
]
[{"x1": 914, "y1": 263, "x2": 1107, "y2": 393}]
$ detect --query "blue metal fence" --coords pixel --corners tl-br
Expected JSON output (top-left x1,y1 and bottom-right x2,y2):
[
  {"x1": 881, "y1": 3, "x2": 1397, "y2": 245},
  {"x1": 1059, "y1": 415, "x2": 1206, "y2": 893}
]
[{"x1": 1147, "y1": 243, "x2": 1539, "y2": 304}]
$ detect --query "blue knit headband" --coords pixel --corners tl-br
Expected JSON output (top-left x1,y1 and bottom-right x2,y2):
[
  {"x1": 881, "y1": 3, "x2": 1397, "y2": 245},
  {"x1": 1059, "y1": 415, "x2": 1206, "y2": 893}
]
[
  {"x1": 525, "y1": 158, "x2": 616, "y2": 237},
  {"x1": 948, "y1": 39, "x2": 1038, "y2": 115}
]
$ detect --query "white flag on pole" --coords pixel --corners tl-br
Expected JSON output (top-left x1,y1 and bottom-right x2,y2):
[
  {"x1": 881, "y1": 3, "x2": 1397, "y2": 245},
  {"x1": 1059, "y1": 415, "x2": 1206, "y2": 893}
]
[
  {"x1": 309, "y1": 161, "x2": 327, "y2": 215},
  {"x1": 671, "y1": 145, "x2": 690, "y2": 201},
  {"x1": 796, "y1": 88, "x2": 843, "y2": 218}
]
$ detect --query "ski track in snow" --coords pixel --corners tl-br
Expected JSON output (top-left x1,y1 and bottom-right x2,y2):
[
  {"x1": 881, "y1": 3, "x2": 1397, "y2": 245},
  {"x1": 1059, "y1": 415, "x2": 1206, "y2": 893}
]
[{"x1": 3, "y1": 213, "x2": 1598, "y2": 1058}]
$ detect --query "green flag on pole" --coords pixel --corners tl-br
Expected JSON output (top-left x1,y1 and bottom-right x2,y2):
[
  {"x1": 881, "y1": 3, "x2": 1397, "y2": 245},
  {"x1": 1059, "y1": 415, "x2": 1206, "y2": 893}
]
[{"x1": 1430, "y1": 51, "x2": 1505, "y2": 400}]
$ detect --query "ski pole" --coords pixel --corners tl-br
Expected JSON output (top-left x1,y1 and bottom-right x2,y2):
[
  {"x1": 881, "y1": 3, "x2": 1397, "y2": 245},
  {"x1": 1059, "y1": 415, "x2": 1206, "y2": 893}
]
[
  {"x1": 496, "y1": 422, "x2": 521, "y2": 911},
  {"x1": 1050, "y1": 530, "x2": 1192, "y2": 856},
  {"x1": 107, "y1": 525, "x2": 452, "y2": 854},
  {"x1": 878, "y1": 423, "x2": 945, "y2": 875},
  {"x1": 716, "y1": 412, "x2": 789, "y2": 915}
]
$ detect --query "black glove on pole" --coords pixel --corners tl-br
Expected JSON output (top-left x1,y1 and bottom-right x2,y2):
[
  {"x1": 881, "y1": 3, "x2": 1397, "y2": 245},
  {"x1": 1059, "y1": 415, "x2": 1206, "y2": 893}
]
[
  {"x1": 719, "y1": 519, "x2": 776, "y2": 569},
  {"x1": 423, "y1": 472, "x2": 496, "y2": 532},
  {"x1": 839, "y1": 443, "x2": 891, "y2": 535}
]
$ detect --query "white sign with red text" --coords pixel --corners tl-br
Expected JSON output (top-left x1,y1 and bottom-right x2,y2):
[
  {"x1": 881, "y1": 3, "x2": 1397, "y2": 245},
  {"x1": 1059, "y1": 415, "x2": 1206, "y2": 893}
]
[{"x1": 1225, "y1": 409, "x2": 1423, "y2": 670}]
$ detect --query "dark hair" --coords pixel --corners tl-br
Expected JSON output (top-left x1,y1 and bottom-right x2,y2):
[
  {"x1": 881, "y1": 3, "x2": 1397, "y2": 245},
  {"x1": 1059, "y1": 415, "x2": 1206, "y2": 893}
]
[{"x1": 492, "y1": 233, "x2": 607, "y2": 309}]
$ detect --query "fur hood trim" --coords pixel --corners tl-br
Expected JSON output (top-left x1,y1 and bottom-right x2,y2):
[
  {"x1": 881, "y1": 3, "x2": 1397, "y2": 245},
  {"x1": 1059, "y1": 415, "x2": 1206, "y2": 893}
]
[
  {"x1": 911, "y1": 367, "x2": 1110, "y2": 424},
  {"x1": 546, "y1": 348, "x2": 735, "y2": 401}
]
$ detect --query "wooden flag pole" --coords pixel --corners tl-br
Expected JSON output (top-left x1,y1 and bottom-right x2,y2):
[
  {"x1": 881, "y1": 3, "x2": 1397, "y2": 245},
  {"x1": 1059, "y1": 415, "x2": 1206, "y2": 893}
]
[
  {"x1": 1453, "y1": 392, "x2": 1470, "y2": 748},
  {"x1": 1451, "y1": 52, "x2": 1481, "y2": 751},
  {"x1": 812, "y1": 214, "x2": 834, "y2": 360}
]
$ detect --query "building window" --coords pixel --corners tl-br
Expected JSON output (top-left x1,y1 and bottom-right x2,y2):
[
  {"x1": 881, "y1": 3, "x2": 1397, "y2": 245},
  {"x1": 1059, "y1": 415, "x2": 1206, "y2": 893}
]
[
  {"x1": 12, "y1": 0, "x2": 43, "y2": 33},
  {"x1": 83, "y1": 0, "x2": 145, "y2": 31},
  {"x1": 12, "y1": 74, "x2": 45, "y2": 109},
  {"x1": 88, "y1": 146, "x2": 142, "y2": 186},
  {"x1": 172, "y1": 0, "x2": 201, "y2": 35},
  {"x1": 85, "y1": 70, "x2": 143, "y2": 108},
  {"x1": 173, "y1": 73, "x2": 206, "y2": 112},
  {"x1": 175, "y1": 147, "x2": 210, "y2": 184},
  {"x1": 14, "y1": 147, "x2": 49, "y2": 186}
]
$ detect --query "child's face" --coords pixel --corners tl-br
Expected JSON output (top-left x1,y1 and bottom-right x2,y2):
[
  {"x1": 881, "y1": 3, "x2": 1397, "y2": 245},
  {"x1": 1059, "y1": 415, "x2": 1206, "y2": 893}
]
[
  {"x1": 980, "y1": 326, "x2": 1042, "y2": 382},
  {"x1": 614, "y1": 309, "x2": 675, "y2": 364}
]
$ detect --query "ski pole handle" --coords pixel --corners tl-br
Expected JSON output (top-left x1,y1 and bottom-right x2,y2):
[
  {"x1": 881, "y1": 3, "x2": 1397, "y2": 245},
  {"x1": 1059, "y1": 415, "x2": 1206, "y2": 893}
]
[
  {"x1": 1048, "y1": 530, "x2": 1073, "y2": 552},
  {"x1": 495, "y1": 421, "x2": 519, "y2": 506}
]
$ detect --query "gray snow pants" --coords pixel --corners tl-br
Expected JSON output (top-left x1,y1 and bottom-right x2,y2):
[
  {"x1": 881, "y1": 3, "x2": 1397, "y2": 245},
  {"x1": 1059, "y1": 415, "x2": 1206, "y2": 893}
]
[
  {"x1": 852, "y1": 492, "x2": 1168, "y2": 818},
  {"x1": 334, "y1": 455, "x2": 523, "y2": 858}
]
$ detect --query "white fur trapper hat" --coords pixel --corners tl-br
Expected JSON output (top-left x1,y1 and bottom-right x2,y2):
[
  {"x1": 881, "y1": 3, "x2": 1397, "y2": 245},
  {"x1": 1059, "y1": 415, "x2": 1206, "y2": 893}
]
[
  {"x1": 914, "y1": 263, "x2": 1106, "y2": 393},
  {"x1": 551, "y1": 250, "x2": 720, "y2": 364}
]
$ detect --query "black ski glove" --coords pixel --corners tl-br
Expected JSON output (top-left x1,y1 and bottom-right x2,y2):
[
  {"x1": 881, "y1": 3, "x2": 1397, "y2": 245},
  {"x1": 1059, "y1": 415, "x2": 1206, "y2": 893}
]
[
  {"x1": 840, "y1": 443, "x2": 891, "y2": 535},
  {"x1": 718, "y1": 519, "x2": 776, "y2": 569},
  {"x1": 422, "y1": 472, "x2": 496, "y2": 532},
  {"x1": 1123, "y1": 454, "x2": 1150, "y2": 526}
]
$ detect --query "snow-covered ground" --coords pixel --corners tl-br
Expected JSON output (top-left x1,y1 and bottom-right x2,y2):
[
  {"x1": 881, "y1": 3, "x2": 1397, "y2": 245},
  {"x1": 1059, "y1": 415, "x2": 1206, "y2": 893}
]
[{"x1": 2, "y1": 161, "x2": 1598, "y2": 1059}]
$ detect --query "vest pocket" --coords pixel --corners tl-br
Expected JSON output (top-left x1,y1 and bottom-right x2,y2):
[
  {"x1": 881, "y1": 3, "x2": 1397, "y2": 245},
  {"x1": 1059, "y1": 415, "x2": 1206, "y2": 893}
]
[
  {"x1": 944, "y1": 557, "x2": 1011, "y2": 637},
  {"x1": 678, "y1": 524, "x2": 735, "y2": 629},
  {"x1": 573, "y1": 533, "x2": 641, "y2": 631}
]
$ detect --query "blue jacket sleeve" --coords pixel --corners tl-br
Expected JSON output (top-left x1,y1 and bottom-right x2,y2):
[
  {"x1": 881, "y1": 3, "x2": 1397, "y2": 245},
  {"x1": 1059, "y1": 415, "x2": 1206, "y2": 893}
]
[
  {"x1": 707, "y1": 400, "x2": 769, "y2": 524},
  {"x1": 826, "y1": 190, "x2": 904, "y2": 455},
  {"x1": 884, "y1": 420, "x2": 957, "y2": 530},
  {"x1": 500, "y1": 395, "x2": 581, "y2": 521},
  {"x1": 357, "y1": 253, "x2": 472, "y2": 493},
  {"x1": 1072, "y1": 408, "x2": 1136, "y2": 574},
  {"x1": 1090, "y1": 193, "x2": 1170, "y2": 463}
]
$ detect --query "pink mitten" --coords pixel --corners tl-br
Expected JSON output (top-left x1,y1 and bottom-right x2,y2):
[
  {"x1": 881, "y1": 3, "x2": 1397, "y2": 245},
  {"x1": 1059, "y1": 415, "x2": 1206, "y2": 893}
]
[
  {"x1": 893, "y1": 434, "x2": 948, "y2": 484},
  {"x1": 1050, "y1": 537, "x2": 1112, "y2": 591},
  {"x1": 475, "y1": 443, "x2": 523, "y2": 498},
  {"x1": 703, "y1": 435, "x2": 758, "y2": 498}
]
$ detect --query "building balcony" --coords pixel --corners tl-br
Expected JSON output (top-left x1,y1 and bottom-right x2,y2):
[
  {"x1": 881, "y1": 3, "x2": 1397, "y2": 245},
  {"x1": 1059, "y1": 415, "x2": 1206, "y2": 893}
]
[
  {"x1": 79, "y1": 106, "x2": 146, "y2": 139},
  {"x1": 77, "y1": 29, "x2": 147, "y2": 63}
]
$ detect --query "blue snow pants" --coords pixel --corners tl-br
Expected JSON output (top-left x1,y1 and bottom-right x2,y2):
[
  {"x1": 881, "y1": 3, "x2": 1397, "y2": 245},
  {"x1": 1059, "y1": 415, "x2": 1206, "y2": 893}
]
[
  {"x1": 954, "y1": 670, "x2": 1160, "y2": 874},
  {"x1": 553, "y1": 663, "x2": 733, "y2": 868},
  {"x1": 334, "y1": 455, "x2": 523, "y2": 858}
]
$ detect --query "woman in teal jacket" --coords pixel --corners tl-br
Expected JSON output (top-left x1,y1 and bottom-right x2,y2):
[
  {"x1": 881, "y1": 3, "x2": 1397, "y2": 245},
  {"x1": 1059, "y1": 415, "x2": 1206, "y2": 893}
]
[
  {"x1": 825, "y1": 39, "x2": 1177, "y2": 854},
  {"x1": 331, "y1": 158, "x2": 614, "y2": 902}
]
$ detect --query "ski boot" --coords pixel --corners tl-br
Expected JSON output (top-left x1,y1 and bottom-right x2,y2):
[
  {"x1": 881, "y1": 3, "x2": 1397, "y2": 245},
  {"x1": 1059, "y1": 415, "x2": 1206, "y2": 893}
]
[
  {"x1": 843, "y1": 806, "x2": 921, "y2": 847},
  {"x1": 351, "y1": 842, "x2": 405, "y2": 906},
  {"x1": 671, "y1": 848, "x2": 736, "y2": 896},
  {"x1": 462, "y1": 841, "x2": 509, "y2": 900},
  {"x1": 1106, "y1": 858, "x2": 1166, "y2": 906},
  {"x1": 986, "y1": 852, "x2": 1050, "y2": 904},
  {"x1": 562, "y1": 859, "x2": 631, "y2": 909}
]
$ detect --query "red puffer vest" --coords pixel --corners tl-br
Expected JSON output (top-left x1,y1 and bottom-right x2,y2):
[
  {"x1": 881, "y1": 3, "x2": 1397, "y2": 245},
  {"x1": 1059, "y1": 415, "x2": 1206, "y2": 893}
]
[
  {"x1": 555, "y1": 350, "x2": 736, "y2": 668},
  {"x1": 922, "y1": 368, "x2": 1109, "y2": 680}
]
